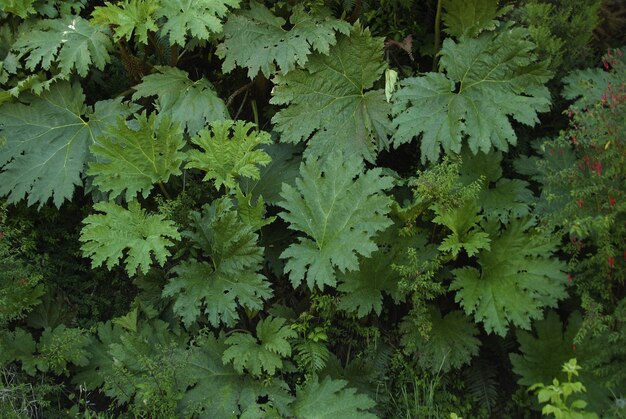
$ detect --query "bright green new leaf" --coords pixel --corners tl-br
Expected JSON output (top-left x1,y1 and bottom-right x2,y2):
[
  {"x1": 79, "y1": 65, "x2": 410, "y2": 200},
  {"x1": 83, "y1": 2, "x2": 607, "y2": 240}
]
[
  {"x1": 401, "y1": 306, "x2": 480, "y2": 373},
  {"x1": 433, "y1": 200, "x2": 491, "y2": 257},
  {"x1": 162, "y1": 198, "x2": 272, "y2": 327},
  {"x1": 278, "y1": 150, "x2": 393, "y2": 290},
  {"x1": 132, "y1": 66, "x2": 228, "y2": 135},
  {"x1": 223, "y1": 316, "x2": 297, "y2": 376},
  {"x1": 13, "y1": 16, "x2": 112, "y2": 77},
  {"x1": 450, "y1": 219, "x2": 568, "y2": 336},
  {"x1": 442, "y1": 0, "x2": 504, "y2": 37},
  {"x1": 91, "y1": 0, "x2": 158, "y2": 45},
  {"x1": 0, "y1": 82, "x2": 135, "y2": 208},
  {"x1": 293, "y1": 375, "x2": 377, "y2": 418},
  {"x1": 0, "y1": 0, "x2": 35, "y2": 17},
  {"x1": 271, "y1": 26, "x2": 391, "y2": 162},
  {"x1": 392, "y1": 28, "x2": 551, "y2": 162},
  {"x1": 88, "y1": 113, "x2": 186, "y2": 200},
  {"x1": 217, "y1": 1, "x2": 350, "y2": 78},
  {"x1": 185, "y1": 120, "x2": 272, "y2": 191},
  {"x1": 80, "y1": 201, "x2": 181, "y2": 276},
  {"x1": 156, "y1": 0, "x2": 240, "y2": 46}
]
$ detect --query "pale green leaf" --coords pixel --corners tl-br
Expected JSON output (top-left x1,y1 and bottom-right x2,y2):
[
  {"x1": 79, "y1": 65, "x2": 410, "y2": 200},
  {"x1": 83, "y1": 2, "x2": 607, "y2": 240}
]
[
  {"x1": 217, "y1": 1, "x2": 350, "y2": 77},
  {"x1": 132, "y1": 66, "x2": 228, "y2": 135},
  {"x1": 0, "y1": 0, "x2": 36, "y2": 17},
  {"x1": 442, "y1": 0, "x2": 504, "y2": 37},
  {"x1": 88, "y1": 112, "x2": 186, "y2": 200},
  {"x1": 80, "y1": 201, "x2": 181, "y2": 276},
  {"x1": 91, "y1": 0, "x2": 158, "y2": 45},
  {"x1": 271, "y1": 26, "x2": 390, "y2": 162},
  {"x1": 185, "y1": 120, "x2": 272, "y2": 191},
  {"x1": 392, "y1": 28, "x2": 551, "y2": 162},
  {"x1": 156, "y1": 0, "x2": 240, "y2": 46},
  {"x1": 278, "y1": 150, "x2": 393, "y2": 290}
]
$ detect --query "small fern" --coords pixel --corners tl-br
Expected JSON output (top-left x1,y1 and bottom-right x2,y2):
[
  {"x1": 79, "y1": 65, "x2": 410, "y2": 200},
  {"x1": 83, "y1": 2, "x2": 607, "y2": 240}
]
[{"x1": 464, "y1": 359, "x2": 499, "y2": 415}]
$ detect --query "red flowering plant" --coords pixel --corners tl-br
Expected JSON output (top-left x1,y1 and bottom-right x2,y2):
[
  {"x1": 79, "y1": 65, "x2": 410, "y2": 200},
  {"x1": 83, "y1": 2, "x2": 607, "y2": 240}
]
[{"x1": 524, "y1": 47, "x2": 625, "y2": 304}]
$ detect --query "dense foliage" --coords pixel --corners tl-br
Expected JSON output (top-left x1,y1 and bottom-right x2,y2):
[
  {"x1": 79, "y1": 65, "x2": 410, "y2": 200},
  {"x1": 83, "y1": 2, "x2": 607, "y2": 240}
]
[{"x1": 0, "y1": 0, "x2": 624, "y2": 417}]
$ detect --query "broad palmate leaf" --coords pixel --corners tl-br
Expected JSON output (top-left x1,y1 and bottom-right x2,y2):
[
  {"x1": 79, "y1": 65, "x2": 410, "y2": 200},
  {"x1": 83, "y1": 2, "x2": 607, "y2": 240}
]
[
  {"x1": 132, "y1": 66, "x2": 228, "y2": 135},
  {"x1": 80, "y1": 201, "x2": 181, "y2": 276},
  {"x1": 88, "y1": 112, "x2": 186, "y2": 200},
  {"x1": 442, "y1": 0, "x2": 504, "y2": 37},
  {"x1": 223, "y1": 316, "x2": 297, "y2": 376},
  {"x1": 156, "y1": 0, "x2": 240, "y2": 46},
  {"x1": 163, "y1": 198, "x2": 272, "y2": 327},
  {"x1": 217, "y1": 1, "x2": 350, "y2": 77},
  {"x1": 91, "y1": 0, "x2": 158, "y2": 45},
  {"x1": 392, "y1": 28, "x2": 551, "y2": 162},
  {"x1": 401, "y1": 306, "x2": 480, "y2": 373},
  {"x1": 278, "y1": 150, "x2": 393, "y2": 290},
  {"x1": 271, "y1": 25, "x2": 391, "y2": 161},
  {"x1": 450, "y1": 219, "x2": 568, "y2": 336},
  {"x1": 0, "y1": 82, "x2": 134, "y2": 208},
  {"x1": 13, "y1": 16, "x2": 112, "y2": 77},
  {"x1": 185, "y1": 120, "x2": 272, "y2": 191},
  {"x1": 293, "y1": 375, "x2": 377, "y2": 418}
]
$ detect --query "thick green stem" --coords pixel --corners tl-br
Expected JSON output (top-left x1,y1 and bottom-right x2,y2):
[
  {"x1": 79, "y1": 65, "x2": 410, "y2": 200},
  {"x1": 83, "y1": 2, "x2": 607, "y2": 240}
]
[{"x1": 158, "y1": 181, "x2": 171, "y2": 200}]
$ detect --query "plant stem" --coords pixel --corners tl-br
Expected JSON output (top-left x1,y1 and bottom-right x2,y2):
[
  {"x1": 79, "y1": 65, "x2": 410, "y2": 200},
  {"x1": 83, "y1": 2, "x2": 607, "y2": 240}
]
[
  {"x1": 158, "y1": 182, "x2": 171, "y2": 200},
  {"x1": 433, "y1": 0, "x2": 443, "y2": 71}
]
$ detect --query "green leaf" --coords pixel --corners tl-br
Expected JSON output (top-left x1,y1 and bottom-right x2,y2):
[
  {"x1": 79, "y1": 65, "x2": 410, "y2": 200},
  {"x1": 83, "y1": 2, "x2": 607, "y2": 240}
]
[
  {"x1": 91, "y1": 0, "x2": 158, "y2": 45},
  {"x1": 217, "y1": 1, "x2": 350, "y2": 78},
  {"x1": 433, "y1": 200, "x2": 491, "y2": 257},
  {"x1": 132, "y1": 66, "x2": 228, "y2": 135},
  {"x1": 163, "y1": 198, "x2": 272, "y2": 327},
  {"x1": 88, "y1": 112, "x2": 186, "y2": 200},
  {"x1": 185, "y1": 120, "x2": 272, "y2": 191},
  {"x1": 37, "y1": 325, "x2": 91, "y2": 374},
  {"x1": 155, "y1": 0, "x2": 239, "y2": 46},
  {"x1": 293, "y1": 375, "x2": 377, "y2": 419},
  {"x1": 401, "y1": 307, "x2": 480, "y2": 373},
  {"x1": 442, "y1": 0, "x2": 504, "y2": 37},
  {"x1": 278, "y1": 150, "x2": 393, "y2": 290},
  {"x1": 0, "y1": 0, "x2": 36, "y2": 17},
  {"x1": 0, "y1": 82, "x2": 135, "y2": 208},
  {"x1": 337, "y1": 225, "x2": 414, "y2": 317},
  {"x1": 13, "y1": 16, "x2": 112, "y2": 77},
  {"x1": 510, "y1": 311, "x2": 582, "y2": 387},
  {"x1": 80, "y1": 201, "x2": 181, "y2": 276},
  {"x1": 112, "y1": 307, "x2": 138, "y2": 333},
  {"x1": 392, "y1": 28, "x2": 551, "y2": 162},
  {"x1": 72, "y1": 321, "x2": 124, "y2": 390},
  {"x1": 271, "y1": 26, "x2": 391, "y2": 162},
  {"x1": 238, "y1": 142, "x2": 301, "y2": 205},
  {"x1": 223, "y1": 316, "x2": 297, "y2": 376},
  {"x1": 450, "y1": 219, "x2": 568, "y2": 336},
  {"x1": 479, "y1": 178, "x2": 533, "y2": 223}
]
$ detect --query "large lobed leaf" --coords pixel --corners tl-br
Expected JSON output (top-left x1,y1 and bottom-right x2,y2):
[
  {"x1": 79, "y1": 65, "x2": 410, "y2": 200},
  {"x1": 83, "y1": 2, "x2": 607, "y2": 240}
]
[
  {"x1": 271, "y1": 25, "x2": 391, "y2": 162},
  {"x1": 217, "y1": 1, "x2": 350, "y2": 78},
  {"x1": 80, "y1": 201, "x2": 181, "y2": 276},
  {"x1": 222, "y1": 316, "x2": 297, "y2": 376},
  {"x1": 13, "y1": 16, "x2": 112, "y2": 77},
  {"x1": 132, "y1": 66, "x2": 228, "y2": 136},
  {"x1": 185, "y1": 120, "x2": 272, "y2": 191},
  {"x1": 392, "y1": 28, "x2": 551, "y2": 162},
  {"x1": 88, "y1": 112, "x2": 186, "y2": 200},
  {"x1": 162, "y1": 198, "x2": 272, "y2": 327},
  {"x1": 91, "y1": 0, "x2": 158, "y2": 45},
  {"x1": 0, "y1": 82, "x2": 134, "y2": 208},
  {"x1": 450, "y1": 219, "x2": 568, "y2": 336},
  {"x1": 156, "y1": 0, "x2": 240, "y2": 46},
  {"x1": 278, "y1": 150, "x2": 393, "y2": 290}
]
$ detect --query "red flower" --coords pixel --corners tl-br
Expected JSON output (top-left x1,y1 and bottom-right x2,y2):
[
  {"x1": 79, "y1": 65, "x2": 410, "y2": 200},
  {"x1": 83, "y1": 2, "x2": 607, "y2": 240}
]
[
  {"x1": 577, "y1": 197, "x2": 583, "y2": 208},
  {"x1": 594, "y1": 161, "x2": 603, "y2": 176},
  {"x1": 609, "y1": 196, "x2": 617, "y2": 206},
  {"x1": 608, "y1": 257, "x2": 615, "y2": 269},
  {"x1": 568, "y1": 273, "x2": 573, "y2": 283}
]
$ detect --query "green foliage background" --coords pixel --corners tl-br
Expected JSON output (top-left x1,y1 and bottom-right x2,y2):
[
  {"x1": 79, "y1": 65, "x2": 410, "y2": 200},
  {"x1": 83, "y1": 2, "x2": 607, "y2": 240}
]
[{"x1": 0, "y1": 0, "x2": 624, "y2": 417}]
